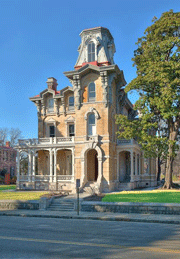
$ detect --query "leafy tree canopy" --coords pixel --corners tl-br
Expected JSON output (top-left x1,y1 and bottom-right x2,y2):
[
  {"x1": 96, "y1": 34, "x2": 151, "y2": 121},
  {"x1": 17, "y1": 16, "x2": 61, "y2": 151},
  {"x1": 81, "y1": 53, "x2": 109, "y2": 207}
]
[{"x1": 116, "y1": 10, "x2": 180, "y2": 188}]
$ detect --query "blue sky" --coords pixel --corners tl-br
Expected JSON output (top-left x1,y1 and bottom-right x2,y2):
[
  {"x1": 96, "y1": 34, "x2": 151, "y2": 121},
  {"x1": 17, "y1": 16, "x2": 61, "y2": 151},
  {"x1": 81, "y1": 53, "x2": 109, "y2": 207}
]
[{"x1": 0, "y1": 0, "x2": 179, "y2": 139}]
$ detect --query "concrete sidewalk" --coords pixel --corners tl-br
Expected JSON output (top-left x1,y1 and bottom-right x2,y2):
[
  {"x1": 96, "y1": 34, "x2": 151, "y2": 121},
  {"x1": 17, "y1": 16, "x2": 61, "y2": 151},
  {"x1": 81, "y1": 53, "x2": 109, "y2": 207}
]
[{"x1": 0, "y1": 209, "x2": 180, "y2": 225}]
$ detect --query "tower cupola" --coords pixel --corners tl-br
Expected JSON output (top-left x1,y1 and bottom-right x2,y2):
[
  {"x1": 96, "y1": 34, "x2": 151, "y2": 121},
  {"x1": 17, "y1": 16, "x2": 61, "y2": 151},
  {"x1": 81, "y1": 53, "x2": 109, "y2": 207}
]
[{"x1": 75, "y1": 27, "x2": 116, "y2": 69}]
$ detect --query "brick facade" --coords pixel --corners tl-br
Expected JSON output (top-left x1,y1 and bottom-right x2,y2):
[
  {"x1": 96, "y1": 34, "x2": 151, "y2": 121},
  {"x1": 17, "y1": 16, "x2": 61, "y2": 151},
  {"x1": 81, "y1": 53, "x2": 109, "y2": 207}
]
[{"x1": 16, "y1": 27, "x2": 157, "y2": 192}]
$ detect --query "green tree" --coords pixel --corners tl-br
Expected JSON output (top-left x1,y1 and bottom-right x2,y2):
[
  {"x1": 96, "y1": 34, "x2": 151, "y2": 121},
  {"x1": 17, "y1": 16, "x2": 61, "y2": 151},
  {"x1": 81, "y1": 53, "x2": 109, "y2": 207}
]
[{"x1": 116, "y1": 10, "x2": 180, "y2": 189}]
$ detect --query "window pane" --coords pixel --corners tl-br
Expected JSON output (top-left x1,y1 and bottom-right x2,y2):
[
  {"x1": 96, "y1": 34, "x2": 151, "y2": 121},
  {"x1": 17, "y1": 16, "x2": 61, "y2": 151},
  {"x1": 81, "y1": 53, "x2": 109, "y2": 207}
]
[
  {"x1": 92, "y1": 42, "x2": 95, "y2": 52},
  {"x1": 69, "y1": 124, "x2": 74, "y2": 136},
  {"x1": 88, "y1": 113, "x2": 95, "y2": 125},
  {"x1": 49, "y1": 126, "x2": 55, "y2": 137},
  {"x1": 88, "y1": 42, "x2": 95, "y2": 62},
  {"x1": 92, "y1": 53, "x2": 95, "y2": 61},
  {"x1": 88, "y1": 54, "x2": 91, "y2": 62},
  {"x1": 88, "y1": 43, "x2": 91, "y2": 52},
  {"x1": 69, "y1": 96, "x2": 74, "y2": 106},
  {"x1": 89, "y1": 82, "x2": 95, "y2": 91},
  {"x1": 88, "y1": 125, "x2": 93, "y2": 136},
  {"x1": 49, "y1": 98, "x2": 54, "y2": 108},
  {"x1": 89, "y1": 92, "x2": 95, "y2": 98}
]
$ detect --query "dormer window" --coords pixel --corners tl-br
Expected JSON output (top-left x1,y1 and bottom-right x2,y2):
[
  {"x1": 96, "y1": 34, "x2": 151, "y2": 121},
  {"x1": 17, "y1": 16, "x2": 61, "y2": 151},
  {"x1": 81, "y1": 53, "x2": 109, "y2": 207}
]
[
  {"x1": 88, "y1": 82, "x2": 96, "y2": 102},
  {"x1": 69, "y1": 96, "x2": 74, "y2": 110},
  {"x1": 48, "y1": 98, "x2": 54, "y2": 113},
  {"x1": 88, "y1": 42, "x2": 95, "y2": 62}
]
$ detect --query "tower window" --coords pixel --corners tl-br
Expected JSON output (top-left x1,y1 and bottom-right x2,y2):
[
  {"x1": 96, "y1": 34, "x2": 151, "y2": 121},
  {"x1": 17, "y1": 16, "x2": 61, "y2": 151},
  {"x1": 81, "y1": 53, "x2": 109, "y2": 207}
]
[
  {"x1": 69, "y1": 96, "x2": 74, "y2": 110},
  {"x1": 88, "y1": 42, "x2": 95, "y2": 62},
  {"x1": 88, "y1": 82, "x2": 96, "y2": 102},
  {"x1": 48, "y1": 98, "x2": 54, "y2": 113}
]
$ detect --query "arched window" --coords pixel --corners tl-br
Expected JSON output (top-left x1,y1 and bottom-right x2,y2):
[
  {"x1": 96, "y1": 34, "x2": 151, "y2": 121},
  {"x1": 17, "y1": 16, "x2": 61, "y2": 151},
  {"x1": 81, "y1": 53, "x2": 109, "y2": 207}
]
[
  {"x1": 88, "y1": 113, "x2": 96, "y2": 136},
  {"x1": 88, "y1": 42, "x2": 95, "y2": 62},
  {"x1": 88, "y1": 82, "x2": 96, "y2": 102},
  {"x1": 48, "y1": 98, "x2": 54, "y2": 113}
]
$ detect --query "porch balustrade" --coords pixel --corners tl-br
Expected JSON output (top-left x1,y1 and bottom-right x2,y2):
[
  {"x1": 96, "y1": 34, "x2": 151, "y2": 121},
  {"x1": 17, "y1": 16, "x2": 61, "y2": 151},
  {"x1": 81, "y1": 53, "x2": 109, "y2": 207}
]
[
  {"x1": 18, "y1": 137, "x2": 74, "y2": 146},
  {"x1": 117, "y1": 139, "x2": 138, "y2": 145},
  {"x1": 57, "y1": 175, "x2": 74, "y2": 181}
]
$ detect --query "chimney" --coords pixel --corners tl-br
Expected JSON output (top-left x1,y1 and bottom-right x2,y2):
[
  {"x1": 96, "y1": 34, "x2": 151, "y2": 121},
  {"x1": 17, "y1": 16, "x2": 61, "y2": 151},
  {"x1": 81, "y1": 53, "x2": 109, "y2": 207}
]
[
  {"x1": 46, "y1": 77, "x2": 58, "y2": 91},
  {"x1": 6, "y1": 141, "x2": 10, "y2": 147}
]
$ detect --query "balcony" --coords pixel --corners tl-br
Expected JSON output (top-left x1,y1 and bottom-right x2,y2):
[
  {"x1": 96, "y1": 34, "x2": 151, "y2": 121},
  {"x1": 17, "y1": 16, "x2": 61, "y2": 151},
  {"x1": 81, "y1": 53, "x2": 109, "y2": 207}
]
[
  {"x1": 117, "y1": 139, "x2": 138, "y2": 145},
  {"x1": 18, "y1": 137, "x2": 74, "y2": 147}
]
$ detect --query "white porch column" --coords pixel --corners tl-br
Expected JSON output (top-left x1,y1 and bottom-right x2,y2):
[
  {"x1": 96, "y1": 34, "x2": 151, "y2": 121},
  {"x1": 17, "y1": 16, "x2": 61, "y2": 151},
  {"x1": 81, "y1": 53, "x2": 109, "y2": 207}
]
[
  {"x1": 28, "y1": 150, "x2": 32, "y2": 182},
  {"x1": 49, "y1": 149, "x2": 53, "y2": 183},
  {"x1": 16, "y1": 151, "x2": 20, "y2": 188},
  {"x1": 72, "y1": 148, "x2": 75, "y2": 182},
  {"x1": 54, "y1": 148, "x2": 57, "y2": 183},
  {"x1": 130, "y1": 150, "x2": 134, "y2": 182},
  {"x1": 32, "y1": 150, "x2": 36, "y2": 182},
  {"x1": 138, "y1": 153, "x2": 141, "y2": 177},
  {"x1": 117, "y1": 152, "x2": 119, "y2": 181},
  {"x1": 135, "y1": 152, "x2": 138, "y2": 176}
]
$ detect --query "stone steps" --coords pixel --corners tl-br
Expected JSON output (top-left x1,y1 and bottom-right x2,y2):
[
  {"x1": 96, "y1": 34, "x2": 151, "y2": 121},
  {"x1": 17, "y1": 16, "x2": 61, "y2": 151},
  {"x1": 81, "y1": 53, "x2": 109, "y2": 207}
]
[{"x1": 48, "y1": 200, "x2": 75, "y2": 211}]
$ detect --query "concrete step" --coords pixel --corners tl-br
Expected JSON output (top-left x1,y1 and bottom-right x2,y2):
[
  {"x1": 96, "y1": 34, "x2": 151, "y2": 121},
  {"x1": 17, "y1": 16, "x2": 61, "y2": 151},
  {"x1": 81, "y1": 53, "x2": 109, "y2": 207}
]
[
  {"x1": 47, "y1": 208, "x2": 74, "y2": 211},
  {"x1": 48, "y1": 199, "x2": 75, "y2": 211}
]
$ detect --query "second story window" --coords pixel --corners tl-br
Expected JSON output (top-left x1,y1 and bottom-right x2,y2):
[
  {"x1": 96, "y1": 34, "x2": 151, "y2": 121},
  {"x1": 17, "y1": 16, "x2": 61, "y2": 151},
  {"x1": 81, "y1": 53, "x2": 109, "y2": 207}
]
[
  {"x1": 48, "y1": 98, "x2": 54, "y2": 113},
  {"x1": 88, "y1": 113, "x2": 96, "y2": 136},
  {"x1": 49, "y1": 125, "x2": 55, "y2": 137},
  {"x1": 88, "y1": 42, "x2": 95, "y2": 62},
  {"x1": 88, "y1": 82, "x2": 96, "y2": 102},
  {"x1": 69, "y1": 124, "x2": 75, "y2": 137},
  {"x1": 69, "y1": 96, "x2": 74, "y2": 110}
]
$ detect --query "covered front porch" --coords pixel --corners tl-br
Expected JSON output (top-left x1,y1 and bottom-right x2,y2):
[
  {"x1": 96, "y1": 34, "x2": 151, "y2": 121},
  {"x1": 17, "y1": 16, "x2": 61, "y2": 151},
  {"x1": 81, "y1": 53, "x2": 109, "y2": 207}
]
[
  {"x1": 16, "y1": 138, "x2": 75, "y2": 191},
  {"x1": 117, "y1": 139, "x2": 142, "y2": 189}
]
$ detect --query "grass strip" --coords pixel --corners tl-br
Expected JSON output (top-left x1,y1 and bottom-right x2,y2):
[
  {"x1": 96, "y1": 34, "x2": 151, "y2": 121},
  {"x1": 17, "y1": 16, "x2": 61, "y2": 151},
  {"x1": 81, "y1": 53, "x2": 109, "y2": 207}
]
[
  {"x1": 0, "y1": 185, "x2": 16, "y2": 191},
  {"x1": 0, "y1": 191, "x2": 49, "y2": 200},
  {"x1": 102, "y1": 190, "x2": 180, "y2": 203}
]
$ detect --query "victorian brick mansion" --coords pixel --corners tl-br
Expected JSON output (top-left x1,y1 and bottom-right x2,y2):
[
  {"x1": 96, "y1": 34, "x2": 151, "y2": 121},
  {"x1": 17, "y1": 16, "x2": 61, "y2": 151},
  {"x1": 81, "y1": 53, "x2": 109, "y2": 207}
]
[{"x1": 16, "y1": 27, "x2": 156, "y2": 192}]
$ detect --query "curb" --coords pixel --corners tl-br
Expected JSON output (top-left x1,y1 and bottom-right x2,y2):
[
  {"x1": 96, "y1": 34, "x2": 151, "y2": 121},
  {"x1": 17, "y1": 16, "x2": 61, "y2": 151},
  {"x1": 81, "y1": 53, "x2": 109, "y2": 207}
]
[{"x1": 0, "y1": 212, "x2": 180, "y2": 225}]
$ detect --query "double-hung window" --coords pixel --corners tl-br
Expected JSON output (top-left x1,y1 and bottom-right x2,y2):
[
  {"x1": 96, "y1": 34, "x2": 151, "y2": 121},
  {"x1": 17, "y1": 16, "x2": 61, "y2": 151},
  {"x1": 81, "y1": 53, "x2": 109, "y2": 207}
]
[
  {"x1": 88, "y1": 82, "x2": 96, "y2": 102},
  {"x1": 88, "y1": 42, "x2": 95, "y2": 62},
  {"x1": 69, "y1": 96, "x2": 74, "y2": 110},
  {"x1": 88, "y1": 113, "x2": 96, "y2": 136},
  {"x1": 49, "y1": 125, "x2": 55, "y2": 137},
  {"x1": 48, "y1": 98, "x2": 54, "y2": 113},
  {"x1": 69, "y1": 124, "x2": 75, "y2": 137}
]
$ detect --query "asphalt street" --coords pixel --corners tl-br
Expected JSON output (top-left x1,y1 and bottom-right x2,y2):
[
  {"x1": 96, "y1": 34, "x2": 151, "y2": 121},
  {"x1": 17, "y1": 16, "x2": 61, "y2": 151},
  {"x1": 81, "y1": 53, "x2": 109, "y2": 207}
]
[{"x1": 0, "y1": 216, "x2": 180, "y2": 259}]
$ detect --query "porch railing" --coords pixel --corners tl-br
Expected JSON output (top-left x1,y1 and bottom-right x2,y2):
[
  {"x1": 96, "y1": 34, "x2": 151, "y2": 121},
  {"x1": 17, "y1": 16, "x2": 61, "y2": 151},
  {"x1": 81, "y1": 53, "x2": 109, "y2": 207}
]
[
  {"x1": 18, "y1": 137, "x2": 74, "y2": 146},
  {"x1": 57, "y1": 175, "x2": 74, "y2": 181},
  {"x1": 117, "y1": 139, "x2": 138, "y2": 145}
]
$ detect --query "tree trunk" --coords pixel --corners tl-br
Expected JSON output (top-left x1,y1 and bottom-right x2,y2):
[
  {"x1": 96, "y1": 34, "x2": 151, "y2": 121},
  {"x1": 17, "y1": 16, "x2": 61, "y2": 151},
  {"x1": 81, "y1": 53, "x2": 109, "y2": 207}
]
[
  {"x1": 163, "y1": 120, "x2": 179, "y2": 189},
  {"x1": 157, "y1": 156, "x2": 161, "y2": 182},
  {"x1": 164, "y1": 144, "x2": 173, "y2": 189}
]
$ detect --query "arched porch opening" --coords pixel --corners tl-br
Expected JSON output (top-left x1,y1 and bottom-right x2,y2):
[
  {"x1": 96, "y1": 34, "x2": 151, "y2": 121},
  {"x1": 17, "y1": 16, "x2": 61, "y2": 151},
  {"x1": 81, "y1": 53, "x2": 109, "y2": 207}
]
[
  {"x1": 87, "y1": 149, "x2": 98, "y2": 182},
  {"x1": 56, "y1": 149, "x2": 72, "y2": 176},
  {"x1": 119, "y1": 151, "x2": 131, "y2": 183},
  {"x1": 20, "y1": 151, "x2": 28, "y2": 177},
  {"x1": 37, "y1": 150, "x2": 50, "y2": 176}
]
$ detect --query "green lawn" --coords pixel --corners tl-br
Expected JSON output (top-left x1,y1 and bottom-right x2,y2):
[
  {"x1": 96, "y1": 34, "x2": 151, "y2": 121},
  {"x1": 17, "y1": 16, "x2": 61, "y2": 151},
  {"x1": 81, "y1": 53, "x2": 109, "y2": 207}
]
[
  {"x1": 0, "y1": 185, "x2": 48, "y2": 200},
  {"x1": 102, "y1": 190, "x2": 180, "y2": 204},
  {"x1": 0, "y1": 185, "x2": 16, "y2": 191},
  {"x1": 0, "y1": 191, "x2": 49, "y2": 200}
]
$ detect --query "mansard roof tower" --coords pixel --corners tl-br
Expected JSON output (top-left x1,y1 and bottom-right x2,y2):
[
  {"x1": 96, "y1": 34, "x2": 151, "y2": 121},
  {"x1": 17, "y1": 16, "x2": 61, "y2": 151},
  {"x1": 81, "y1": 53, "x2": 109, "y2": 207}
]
[{"x1": 75, "y1": 27, "x2": 116, "y2": 68}]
